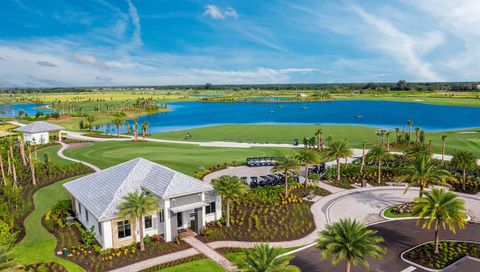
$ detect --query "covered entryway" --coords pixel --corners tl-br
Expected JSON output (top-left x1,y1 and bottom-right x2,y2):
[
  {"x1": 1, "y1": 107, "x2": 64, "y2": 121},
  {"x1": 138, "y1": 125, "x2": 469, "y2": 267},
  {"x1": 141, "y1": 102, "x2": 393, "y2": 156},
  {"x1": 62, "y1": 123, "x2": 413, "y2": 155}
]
[{"x1": 170, "y1": 202, "x2": 207, "y2": 240}]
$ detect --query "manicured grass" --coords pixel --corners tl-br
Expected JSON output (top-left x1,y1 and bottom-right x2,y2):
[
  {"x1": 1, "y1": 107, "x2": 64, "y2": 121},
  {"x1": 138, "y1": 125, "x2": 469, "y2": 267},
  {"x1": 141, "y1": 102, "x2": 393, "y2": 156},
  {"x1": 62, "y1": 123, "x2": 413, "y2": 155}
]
[
  {"x1": 12, "y1": 176, "x2": 85, "y2": 272},
  {"x1": 155, "y1": 258, "x2": 224, "y2": 272},
  {"x1": 34, "y1": 145, "x2": 75, "y2": 166},
  {"x1": 153, "y1": 124, "x2": 480, "y2": 156},
  {"x1": 224, "y1": 247, "x2": 299, "y2": 266},
  {"x1": 383, "y1": 207, "x2": 412, "y2": 218},
  {"x1": 0, "y1": 123, "x2": 17, "y2": 137},
  {"x1": 64, "y1": 141, "x2": 296, "y2": 176},
  {"x1": 334, "y1": 93, "x2": 480, "y2": 107}
]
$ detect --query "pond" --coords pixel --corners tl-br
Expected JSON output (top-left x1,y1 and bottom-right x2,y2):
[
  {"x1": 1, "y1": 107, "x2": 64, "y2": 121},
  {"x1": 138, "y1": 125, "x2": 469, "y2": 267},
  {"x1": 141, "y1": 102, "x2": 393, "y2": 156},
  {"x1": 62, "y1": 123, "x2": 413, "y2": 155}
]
[
  {"x1": 96, "y1": 100, "x2": 480, "y2": 133},
  {"x1": 0, "y1": 103, "x2": 53, "y2": 117}
]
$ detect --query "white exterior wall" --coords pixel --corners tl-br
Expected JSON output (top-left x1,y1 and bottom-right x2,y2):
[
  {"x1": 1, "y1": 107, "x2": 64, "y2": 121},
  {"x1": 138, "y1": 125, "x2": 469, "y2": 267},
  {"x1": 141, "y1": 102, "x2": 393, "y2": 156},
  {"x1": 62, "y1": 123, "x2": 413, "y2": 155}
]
[
  {"x1": 102, "y1": 221, "x2": 113, "y2": 249},
  {"x1": 24, "y1": 132, "x2": 49, "y2": 145},
  {"x1": 74, "y1": 198, "x2": 104, "y2": 247}
]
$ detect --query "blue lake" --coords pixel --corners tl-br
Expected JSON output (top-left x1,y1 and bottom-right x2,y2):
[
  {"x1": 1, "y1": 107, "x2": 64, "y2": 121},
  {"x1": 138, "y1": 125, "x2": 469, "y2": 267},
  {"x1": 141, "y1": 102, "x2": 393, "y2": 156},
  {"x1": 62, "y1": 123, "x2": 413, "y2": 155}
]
[
  {"x1": 96, "y1": 100, "x2": 480, "y2": 133},
  {"x1": 0, "y1": 103, "x2": 53, "y2": 116}
]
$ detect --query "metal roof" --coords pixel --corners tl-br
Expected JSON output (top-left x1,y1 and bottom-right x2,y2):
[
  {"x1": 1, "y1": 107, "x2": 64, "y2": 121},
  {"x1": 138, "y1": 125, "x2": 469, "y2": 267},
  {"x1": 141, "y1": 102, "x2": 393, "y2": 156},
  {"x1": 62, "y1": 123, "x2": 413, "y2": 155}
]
[
  {"x1": 63, "y1": 158, "x2": 213, "y2": 220},
  {"x1": 170, "y1": 201, "x2": 209, "y2": 213},
  {"x1": 15, "y1": 121, "x2": 64, "y2": 133}
]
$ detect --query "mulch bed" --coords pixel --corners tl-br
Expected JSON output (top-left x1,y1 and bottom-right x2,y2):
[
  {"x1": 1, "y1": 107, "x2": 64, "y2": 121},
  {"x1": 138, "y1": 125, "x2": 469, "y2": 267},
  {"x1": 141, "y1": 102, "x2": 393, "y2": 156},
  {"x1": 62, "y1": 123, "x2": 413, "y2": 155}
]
[
  {"x1": 24, "y1": 262, "x2": 68, "y2": 272},
  {"x1": 43, "y1": 217, "x2": 191, "y2": 272},
  {"x1": 403, "y1": 241, "x2": 480, "y2": 270},
  {"x1": 140, "y1": 254, "x2": 205, "y2": 272}
]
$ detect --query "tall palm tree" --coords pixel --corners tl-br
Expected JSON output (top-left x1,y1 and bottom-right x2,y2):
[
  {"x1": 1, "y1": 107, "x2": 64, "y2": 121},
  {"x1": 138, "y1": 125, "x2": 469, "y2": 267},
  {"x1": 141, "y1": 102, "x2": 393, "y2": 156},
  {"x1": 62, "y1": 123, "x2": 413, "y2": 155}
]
[
  {"x1": 385, "y1": 131, "x2": 391, "y2": 150},
  {"x1": 406, "y1": 143, "x2": 432, "y2": 160},
  {"x1": 412, "y1": 188, "x2": 467, "y2": 254},
  {"x1": 414, "y1": 127, "x2": 421, "y2": 144},
  {"x1": 212, "y1": 175, "x2": 245, "y2": 227},
  {"x1": 451, "y1": 150, "x2": 477, "y2": 192},
  {"x1": 315, "y1": 128, "x2": 323, "y2": 151},
  {"x1": 271, "y1": 157, "x2": 299, "y2": 196},
  {"x1": 86, "y1": 114, "x2": 96, "y2": 133},
  {"x1": 407, "y1": 120, "x2": 414, "y2": 146},
  {"x1": 0, "y1": 145, "x2": 6, "y2": 185},
  {"x1": 133, "y1": 119, "x2": 139, "y2": 142},
  {"x1": 296, "y1": 148, "x2": 320, "y2": 187},
  {"x1": 440, "y1": 135, "x2": 447, "y2": 164},
  {"x1": 112, "y1": 117, "x2": 124, "y2": 137},
  {"x1": 323, "y1": 140, "x2": 353, "y2": 181},
  {"x1": 398, "y1": 155, "x2": 452, "y2": 197},
  {"x1": 117, "y1": 191, "x2": 159, "y2": 251},
  {"x1": 365, "y1": 146, "x2": 393, "y2": 184},
  {"x1": 359, "y1": 141, "x2": 367, "y2": 175},
  {"x1": 26, "y1": 144, "x2": 36, "y2": 186},
  {"x1": 395, "y1": 128, "x2": 400, "y2": 143},
  {"x1": 17, "y1": 133, "x2": 26, "y2": 166},
  {"x1": 317, "y1": 218, "x2": 385, "y2": 272},
  {"x1": 141, "y1": 121, "x2": 149, "y2": 141},
  {"x1": 239, "y1": 243, "x2": 300, "y2": 272}
]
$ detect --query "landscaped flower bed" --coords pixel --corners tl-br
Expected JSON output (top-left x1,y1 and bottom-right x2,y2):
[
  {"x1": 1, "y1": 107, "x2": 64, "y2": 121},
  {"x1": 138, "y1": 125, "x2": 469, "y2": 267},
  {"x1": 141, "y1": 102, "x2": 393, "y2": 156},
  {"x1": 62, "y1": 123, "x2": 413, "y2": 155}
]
[
  {"x1": 140, "y1": 254, "x2": 205, "y2": 272},
  {"x1": 383, "y1": 202, "x2": 414, "y2": 218},
  {"x1": 403, "y1": 241, "x2": 480, "y2": 269},
  {"x1": 200, "y1": 185, "x2": 316, "y2": 242},
  {"x1": 43, "y1": 205, "x2": 190, "y2": 271}
]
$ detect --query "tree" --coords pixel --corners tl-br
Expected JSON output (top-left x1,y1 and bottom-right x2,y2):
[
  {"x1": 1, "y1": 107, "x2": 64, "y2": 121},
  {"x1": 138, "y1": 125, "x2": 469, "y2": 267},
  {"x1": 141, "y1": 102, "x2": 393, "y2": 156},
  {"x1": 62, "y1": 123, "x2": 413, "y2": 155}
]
[
  {"x1": 406, "y1": 143, "x2": 432, "y2": 159},
  {"x1": 239, "y1": 243, "x2": 300, "y2": 272},
  {"x1": 317, "y1": 218, "x2": 385, "y2": 272},
  {"x1": 117, "y1": 191, "x2": 159, "y2": 251},
  {"x1": 17, "y1": 133, "x2": 26, "y2": 166},
  {"x1": 141, "y1": 121, "x2": 149, "y2": 141},
  {"x1": 133, "y1": 119, "x2": 139, "y2": 142},
  {"x1": 86, "y1": 114, "x2": 96, "y2": 133},
  {"x1": 414, "y1": 127, "x2": 421, "y2": 144},
  {"x1": 295, "y1": 148, "x2": 320, "y2": 187},
  {"x1": 112, "y1": 117, "x2": 124, "y2": 137},
  {"x1": 365, "y1": 146, "x2": 393, "y2": 184},
  {"x1": 315, "y1": 128, "x2": 323, "y2": 151},
  {"x1": 407, "y1": 120, "x2": 413, "y2": 146},
  {"x1": 26, "y1": 144, "x2": 36, "y2": 186},
  {"x1": 322, "y1": 140, "x2": 353, "y2": 181},
  {"x1": 450, "y1": 150, "x2": 477, "y2": 192},
  {"x1": 397, "y1": 80, "x2": 408, "y2": 90},
  {"x1": 440, "y1": 135, "x2": 447, "y2": 164},
  {"x1": 412, "y1": 188, "x2": 467, "y2": 254},
  {"x1": 398, "y1": 155, "x2": 452, "y2": 198},
  {"x1": 272, "y1": 157, "x2": 299, "y2": 196},
  {"x1": 211, "y1": 175, "x2": 245, "y2": 227}
]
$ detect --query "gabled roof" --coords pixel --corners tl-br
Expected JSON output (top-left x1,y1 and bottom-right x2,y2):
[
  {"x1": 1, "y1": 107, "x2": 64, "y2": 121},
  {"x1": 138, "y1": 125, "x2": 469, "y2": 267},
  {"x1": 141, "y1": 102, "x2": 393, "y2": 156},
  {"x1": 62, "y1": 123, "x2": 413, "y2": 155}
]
[
  {"x1": 15, "y1": 121, "x2": 64, "y2": 133},
  {"x1": 63, "y1": 158, "x2": 213, "y2": 220}
]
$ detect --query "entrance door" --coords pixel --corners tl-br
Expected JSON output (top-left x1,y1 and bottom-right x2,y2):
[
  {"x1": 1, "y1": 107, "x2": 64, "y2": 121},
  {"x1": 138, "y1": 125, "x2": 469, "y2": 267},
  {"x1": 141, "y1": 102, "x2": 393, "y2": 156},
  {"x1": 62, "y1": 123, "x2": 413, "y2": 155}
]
[
  {"x1": 189, "y1": 212, "x2": 197, "y2": 232},
  {"x1": 176, "y1": 212, "x2": 183, "y2": 229}
]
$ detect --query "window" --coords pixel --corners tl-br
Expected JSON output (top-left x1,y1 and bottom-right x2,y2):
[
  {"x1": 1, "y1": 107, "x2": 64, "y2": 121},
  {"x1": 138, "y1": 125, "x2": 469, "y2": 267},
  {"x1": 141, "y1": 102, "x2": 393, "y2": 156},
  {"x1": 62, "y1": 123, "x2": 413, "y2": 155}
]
[
  {"x1": 159, "y1": 210, "x2": 165, "y2": 223},
  {"x1": 206, "y1": 201, "x2": 216, "y2": 214},
  {"x1": 85, "y1": 210, "x2": 89, "y2": 222},
  {"x1": 78, "y1": 203, "x2": 82, "y2": 215},
  {"x1": 98, "y1": 222, "x2": 102, "y2": 236},
  {"x1": 117, "y1": 220, "x2": 131, "y2": 239},
  {"x1": 144, "y1": 216, "x2": 153, "y2": 229}
]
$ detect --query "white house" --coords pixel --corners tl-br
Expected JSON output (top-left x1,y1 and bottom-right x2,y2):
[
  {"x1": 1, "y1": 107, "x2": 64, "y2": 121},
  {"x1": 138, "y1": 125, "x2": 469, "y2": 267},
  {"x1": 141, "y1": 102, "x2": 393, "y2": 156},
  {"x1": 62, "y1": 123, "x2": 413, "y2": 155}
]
[
  {"x1": 63, "y1": 158, "x2": 222, "y2": 249},
  {"x1": 15, "y1": 121, "x2": 64, "y2": 145}
]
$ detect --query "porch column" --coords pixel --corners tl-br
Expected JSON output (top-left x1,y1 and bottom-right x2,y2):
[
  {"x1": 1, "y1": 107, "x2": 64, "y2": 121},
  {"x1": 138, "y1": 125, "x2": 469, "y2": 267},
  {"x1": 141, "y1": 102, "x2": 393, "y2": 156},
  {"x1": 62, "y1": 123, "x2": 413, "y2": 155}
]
[
  {"x1": 215, "y1": 195, "x2": 222, "y2": 220},
  {"x1": 164, "y1": 199, "x2": 172, "y2": 242},
  {"x1": 200, "y1": 193, "x2": 206, "y2": 228},
  {"x1": 170, "y1": 212, "x2": 178, "y2": 241}
]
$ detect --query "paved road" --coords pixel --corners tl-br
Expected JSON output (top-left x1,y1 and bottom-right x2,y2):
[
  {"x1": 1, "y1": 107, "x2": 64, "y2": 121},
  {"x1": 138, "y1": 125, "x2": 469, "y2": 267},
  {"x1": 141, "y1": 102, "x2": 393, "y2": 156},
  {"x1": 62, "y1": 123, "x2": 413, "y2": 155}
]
[{"x1": 292, "y1": 219, "x2": 480, "y2": 272}]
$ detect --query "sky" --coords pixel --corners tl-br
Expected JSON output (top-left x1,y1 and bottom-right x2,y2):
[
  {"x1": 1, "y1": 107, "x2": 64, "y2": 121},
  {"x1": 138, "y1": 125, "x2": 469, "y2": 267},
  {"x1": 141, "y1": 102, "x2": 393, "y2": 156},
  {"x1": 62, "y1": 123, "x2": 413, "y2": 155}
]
[{"x1": 0, "y1": 0, "x2": 479, "y2": 87}]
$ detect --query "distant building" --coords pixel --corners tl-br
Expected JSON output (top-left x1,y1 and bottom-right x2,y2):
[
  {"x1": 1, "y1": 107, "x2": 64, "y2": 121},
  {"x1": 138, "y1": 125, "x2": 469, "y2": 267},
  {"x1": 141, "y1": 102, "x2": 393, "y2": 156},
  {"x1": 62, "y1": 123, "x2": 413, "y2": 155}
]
[
  {"x1": 64, "y1": 158, "x2": 222, "y2": 249},
  {"x1": 297, "y1": 93, "x2": 308, "y2": 98},
  {"x1": 15, "y1": 121, "x2": 64, "y2": 145}
]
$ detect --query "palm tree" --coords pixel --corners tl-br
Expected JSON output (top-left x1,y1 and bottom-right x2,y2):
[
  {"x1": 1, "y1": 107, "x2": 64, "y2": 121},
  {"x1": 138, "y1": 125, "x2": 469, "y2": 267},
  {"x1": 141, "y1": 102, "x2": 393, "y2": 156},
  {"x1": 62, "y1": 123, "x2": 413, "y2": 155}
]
[
  {"x1": 414, "y1": 127, "x2": 421, "y2": 144},
  {"x1": 86, "y1": 114, "x2": 96, "y2": 133},
  {"x1": 133, "y1": 119, "x2": 139, "y2": 142},
  {"x1": 359, "y1": 141, "x2": 367, "y2": 175},
  {"x1": 323, "y1": 140, "x2": 353, "y2": 181},
  {"x1": 451, "y1": 150, "x2": 477, "y2": 192},
  {"x1": 412, "y1": 188, "x2": 467, "y2": 254},
  {"x1": 407, "y1": 120, "x2": 413, "y2": 146},
  {"x1": 141, "y1": 121, "x2": 149, "y2": 141},
  {"x1": 315, "y1": 128, "x2": 323, "y2": 151},
  {"x1": 440, "y1": 135, "x2": 447, "y2": 164},
  {"x1": 26, "y1": 144, "x2": 36, "y2": 186},
  {"x1": 117, "y1": 191, "x2": 159, "y2": 251},
  {"x1": 385, "y1": 131, "x2": 391, "y2": 150},
  {"x1": 17, "y1": 133, "x2": 26, "y2": 166},
  {"x1": 317, "y1": 218, "x2": 385, "y2": 272},
  {"x1": 395, "y1": 128, "x2": 400, "y2": 143},
  {"x1": 211, "y1": 175, "x2": 245, "y2": 227},
  {"x1": 0, "y1": 145, "x2": 6, "y2": 185},
  {"x1": 239, "y1": 243, "x2": 300, "y2": 272},
  {"x1": 398, "y1": 155, "x2": 452, "y2": 197},
  {"x1": 112, "y1": 117, "x2": 124, "y2": 137},
  {"x1": 295, "y1": 148, "x2": 320, "y2": 187},
  {"x1": 272, "y1": 157, "x2": 299, "y2": 196},
  {"x1": 406, "y1": 143, "x2": 432, "y2": 160},
  {"x1": 365, "y1": 146, "x2": 393, "y2": 184}
]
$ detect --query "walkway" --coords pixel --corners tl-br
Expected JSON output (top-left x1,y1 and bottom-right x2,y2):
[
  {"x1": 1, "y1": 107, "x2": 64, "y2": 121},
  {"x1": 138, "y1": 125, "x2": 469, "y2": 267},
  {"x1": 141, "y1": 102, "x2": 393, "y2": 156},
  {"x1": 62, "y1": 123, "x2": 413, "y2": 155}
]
[
  {"x1": 57, "y1": 142, "x2": 101, "y2": 172},
  {"x1": 183, "y1": 236, "x2": 237, "y2": 271}
]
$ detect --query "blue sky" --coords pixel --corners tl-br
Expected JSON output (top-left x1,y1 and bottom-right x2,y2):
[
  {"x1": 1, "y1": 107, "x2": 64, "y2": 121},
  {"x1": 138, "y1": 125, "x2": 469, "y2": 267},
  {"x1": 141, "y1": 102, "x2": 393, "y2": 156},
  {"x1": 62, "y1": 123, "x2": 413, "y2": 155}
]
[{"x1": 0, "y1": 0, "x2": 479, "y2": 87}]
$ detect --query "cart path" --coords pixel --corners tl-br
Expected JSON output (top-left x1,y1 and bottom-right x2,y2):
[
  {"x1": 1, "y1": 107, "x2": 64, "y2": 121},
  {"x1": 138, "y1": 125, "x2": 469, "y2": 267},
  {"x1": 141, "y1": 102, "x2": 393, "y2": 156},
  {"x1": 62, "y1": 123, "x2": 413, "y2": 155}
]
[{"x1": 57, "y1": 141, "x2": 101, "y2": 172}]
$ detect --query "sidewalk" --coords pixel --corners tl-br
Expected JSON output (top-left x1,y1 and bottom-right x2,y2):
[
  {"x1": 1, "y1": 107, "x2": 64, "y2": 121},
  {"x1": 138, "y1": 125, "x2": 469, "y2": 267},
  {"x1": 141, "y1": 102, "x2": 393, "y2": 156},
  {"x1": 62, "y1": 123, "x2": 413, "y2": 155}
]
[{"x1": 183, "y1": 236, "x2": 237, "y2": 271}]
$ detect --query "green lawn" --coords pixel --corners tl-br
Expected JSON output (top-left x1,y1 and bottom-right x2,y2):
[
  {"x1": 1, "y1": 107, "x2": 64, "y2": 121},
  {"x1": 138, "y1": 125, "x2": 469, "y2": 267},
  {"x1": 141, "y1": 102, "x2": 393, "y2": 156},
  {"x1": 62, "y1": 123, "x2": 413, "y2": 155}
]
[
  {"x1": 64, "y1": 141, "x2": 296, "y2": 175},
  {"x1": 152, "y1": 124, "x2": 480, "y2": 157},
  {"x1": 333, "y1": 94, "x2": 480, "y2": 107},
  {"x1": 34, "y1": 145, "x2": 75, "y2": 166},
  {"x1": 156, "y1": 258, "x2": 224, "y2": 272},
  {"x1": 12, "y1": 176, "x2": 85, "y2": 272},
  {"x1": 383, "y1": 206, "x2": 413, "y2": 218}
]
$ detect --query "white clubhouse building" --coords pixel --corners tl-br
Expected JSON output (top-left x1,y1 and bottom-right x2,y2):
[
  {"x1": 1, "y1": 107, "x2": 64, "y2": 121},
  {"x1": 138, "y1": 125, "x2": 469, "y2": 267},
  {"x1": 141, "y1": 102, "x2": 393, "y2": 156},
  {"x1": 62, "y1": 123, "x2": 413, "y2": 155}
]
[
  {"x1": 64, "y1": 158, "x2": 222, "y2": 249},
  {"x1": 15, "y1": 121, "x2": 63, "y2": 145}
]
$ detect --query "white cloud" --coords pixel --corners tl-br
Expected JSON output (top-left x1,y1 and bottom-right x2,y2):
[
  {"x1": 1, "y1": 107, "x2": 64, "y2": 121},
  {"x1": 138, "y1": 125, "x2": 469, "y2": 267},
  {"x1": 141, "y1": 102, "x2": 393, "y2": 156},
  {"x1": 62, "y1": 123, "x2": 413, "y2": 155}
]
[
  {"x1": 204, "y1": 5, "x2": 238, "y2": 20},
  {"x1": 126, "y1": 0, "x2": 143, "y2": 46}
]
